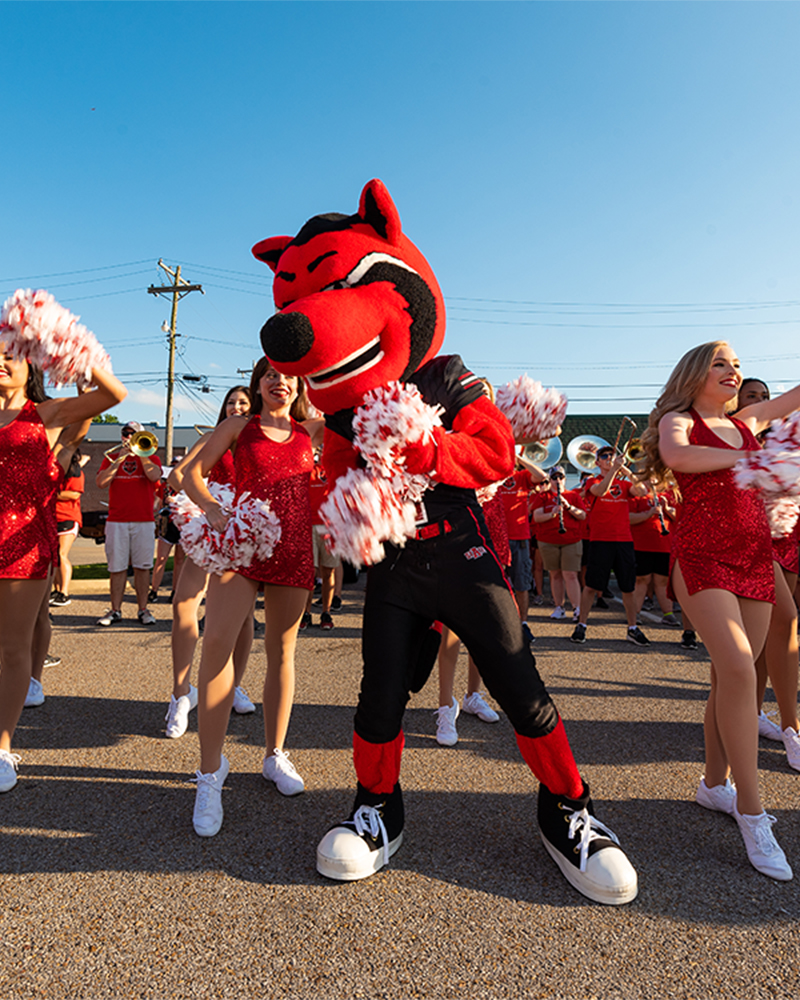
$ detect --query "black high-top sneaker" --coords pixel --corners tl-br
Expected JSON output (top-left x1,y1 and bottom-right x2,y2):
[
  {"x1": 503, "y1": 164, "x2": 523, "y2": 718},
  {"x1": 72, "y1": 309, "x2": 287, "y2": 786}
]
[
  {"x1": 317, "y1": 782, "x2": 404, "y2": 881},
  {"x1": 537, "y1": 782, "x2": 638, "y2": 905}
]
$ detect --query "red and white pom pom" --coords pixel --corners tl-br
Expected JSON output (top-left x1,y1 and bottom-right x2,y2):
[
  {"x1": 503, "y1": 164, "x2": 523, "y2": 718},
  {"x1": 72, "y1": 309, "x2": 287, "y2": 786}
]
[
  {"x1": 319, "y1": 467, "x2": 417, "y2": 568},
  {"x1": 476, "y1": 481, "x2": 503, "y2": 505},
  {"x1": 0, "y1": 288, "x2": 112, "y2": 388},
  {"x1": 170, "y1": 483, "x2": 281, "y2": 574},
  {"x1": 765, "y1": 496, "x2": 800, "y2": 539},
  {"x1": 734, "y1": 412, "x2": 800, "y2": 499},
  {"x1": 495, "y1": 375, "x2": 567, "y2": 441},
  {"x1": 352, "y1": 381, "x2": 443, "y2": 480}
]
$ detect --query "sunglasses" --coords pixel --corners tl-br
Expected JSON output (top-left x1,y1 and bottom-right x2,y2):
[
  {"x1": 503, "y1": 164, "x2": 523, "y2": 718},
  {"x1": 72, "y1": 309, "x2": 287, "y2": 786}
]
[{"x1": 121, "y1": 429, "x2": 135, "y2": 438}]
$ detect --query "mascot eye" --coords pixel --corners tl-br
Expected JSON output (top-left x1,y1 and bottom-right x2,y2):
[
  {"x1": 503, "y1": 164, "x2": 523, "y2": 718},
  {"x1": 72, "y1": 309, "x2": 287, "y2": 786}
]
[
  {"x1": 307, "y1": 251, "x2": 338, "y2": 273},
  {"x1": 322, "y1": 280, "x2": 349, "y2": 292},
  {"x1": 276, "y1": 271, "x2": 296, "y2": 282}
]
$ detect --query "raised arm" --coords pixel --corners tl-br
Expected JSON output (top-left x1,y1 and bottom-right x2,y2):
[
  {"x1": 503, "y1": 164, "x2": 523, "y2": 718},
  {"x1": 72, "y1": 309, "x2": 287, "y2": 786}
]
[
  {"x1": 737, "y1": 382, "x2": 800, "y2": 434},
  {"x1": 38, "y1": 367, "x2": 127, "y2": 447},
  {"x1": 182, "y1": 417, "x2": 245, "y2": 532}
]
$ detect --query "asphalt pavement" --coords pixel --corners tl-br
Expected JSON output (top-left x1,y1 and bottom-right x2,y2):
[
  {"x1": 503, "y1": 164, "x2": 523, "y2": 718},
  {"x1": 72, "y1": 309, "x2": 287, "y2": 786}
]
[{"x1": 2, "y1": 579, "x2": 799, "y2": 999}]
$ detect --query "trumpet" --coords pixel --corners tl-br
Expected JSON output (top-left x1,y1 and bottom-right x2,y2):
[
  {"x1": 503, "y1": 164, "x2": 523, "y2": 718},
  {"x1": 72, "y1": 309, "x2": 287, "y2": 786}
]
[{"x1": 104, "y1": 430, "x2": 160, "y2": 459}]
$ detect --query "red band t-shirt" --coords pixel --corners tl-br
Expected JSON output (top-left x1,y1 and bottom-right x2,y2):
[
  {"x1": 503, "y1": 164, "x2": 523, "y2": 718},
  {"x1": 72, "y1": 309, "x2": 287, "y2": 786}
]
[
  {"x1": 628, "y1": 494, "x2": 672, "y2": 553},
  {"x1": 498, "y1": 469, "x2": 537, "y2": 541},
  {"x1": 530, "y1": 488, "x2": 585, "y2": 546},
  {"x1": 100, "y1": 451, "x2": 162, "y2": 523},
  {"x1": 584, "y1": 476, "x2": 633, "y2": 543}
]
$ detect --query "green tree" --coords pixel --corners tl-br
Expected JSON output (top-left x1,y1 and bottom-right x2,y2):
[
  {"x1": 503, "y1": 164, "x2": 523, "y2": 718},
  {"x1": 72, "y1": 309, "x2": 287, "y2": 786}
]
[{"x1": 91, "y1": 414, "x2": 120, "y2": 424}]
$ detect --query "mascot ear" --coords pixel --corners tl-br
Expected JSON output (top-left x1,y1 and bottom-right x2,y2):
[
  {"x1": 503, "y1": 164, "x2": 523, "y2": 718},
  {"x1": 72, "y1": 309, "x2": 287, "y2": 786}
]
[
  {"x1": 358, "y1": 179, "x2": 402, "y2": 245},
  {"x1": 252, "y1": 236, "x2": 292, "y2": 272}
]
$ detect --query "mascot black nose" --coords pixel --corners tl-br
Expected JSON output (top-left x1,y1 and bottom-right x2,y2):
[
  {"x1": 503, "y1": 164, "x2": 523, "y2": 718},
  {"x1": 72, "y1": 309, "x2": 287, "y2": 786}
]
[{"x1": 259, "y1": 311, "x2": 315, "y2": 363}]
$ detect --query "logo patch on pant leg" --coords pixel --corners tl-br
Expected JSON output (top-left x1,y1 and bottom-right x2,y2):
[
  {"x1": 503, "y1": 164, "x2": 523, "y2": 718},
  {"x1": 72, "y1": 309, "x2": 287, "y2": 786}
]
[{"x1": 464, "y1": 546, "x2": 487, "y2": 561}]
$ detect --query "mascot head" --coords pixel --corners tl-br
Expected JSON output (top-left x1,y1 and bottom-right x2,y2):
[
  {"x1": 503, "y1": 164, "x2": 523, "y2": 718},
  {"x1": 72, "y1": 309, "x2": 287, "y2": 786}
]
[{"x1": 253, "y1": 179, "x2": 446, "y2": 414}]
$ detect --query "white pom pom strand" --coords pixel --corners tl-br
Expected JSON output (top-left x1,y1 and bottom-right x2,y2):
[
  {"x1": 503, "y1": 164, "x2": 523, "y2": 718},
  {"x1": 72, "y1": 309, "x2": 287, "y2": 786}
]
[
  {"x1": 0, "y1": 288, "x2": 112, "y2": 389},
  {"x1": 352, "y1": 381, "x2": 443, "y2": 479},
  {"x1": 765, "y1": 496, "x2": 800, "y2": 539},
  {"x1": 319, "y1": 467, "x2": 417, "y2": 568},
  {"x1": 495, "y1": 374, "x2": 567, "y2": 442},
  {"x1": 734, "y1": 412, "x2": 800, "y2": 500}
]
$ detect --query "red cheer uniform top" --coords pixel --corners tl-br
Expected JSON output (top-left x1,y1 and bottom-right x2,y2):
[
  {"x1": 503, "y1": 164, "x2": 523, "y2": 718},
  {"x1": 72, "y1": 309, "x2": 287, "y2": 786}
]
[
  {"x1": 0, "y1": 400, "x2": 61, "y2": 579},
  {"x1": 498, "y1": 469, "x2": 537, "y2": 541},
  {"x1": 628, "y1": 494, "x2": 672, "y2": 554},
  {"x1": 584, "y1": 476, "x2": 634, "y2": 543},
  {"x1": 530, "y1": 488, "x2": 586, "y2": 546},
  {"x1": 309, "y1": 459, "x2": 330, "y2": 527},
  {"x1": 100, "y1": 450, "x2": 162, "y2": 522},
  {"x1": 56, "y1": 471, "x2": 85, "y2": 526}
]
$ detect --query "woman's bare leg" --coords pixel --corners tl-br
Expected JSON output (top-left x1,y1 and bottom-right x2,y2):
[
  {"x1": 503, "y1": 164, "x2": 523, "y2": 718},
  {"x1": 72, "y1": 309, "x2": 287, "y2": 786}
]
[
  {"x1": 653, "y1": 574, "x2": 672, "y2": 615},
  {"x1": 30, "y1": 584, "x2": 52, "y2": 684},
  {"x1": 438, "y1": 627, "x2": 460, "y2": 707},
  {"x1": 170, "y1": 558, "x2": 208, "y2": 698},
  {"x1": 563, "y1": 570, "x2": 582, "y2": 611},
  {"x1": 672, "y1": 562, "x2": 771, "y2": 816},
  {"x1": 0, "y1": 578, "x2": 50, "y2": 751},
  {"x1": 55, "y1": 532, "x2": 76, "y2": 596},
  {"x1": 232, "y1": 596, "x2": 256, "y2": 687},
  {"x1": 764, "y1": 565, "x2": 800, "y2": 732},
  {"x1": 261, "y1": 584, "x2": 309, "y2": 752},
  {"x1": 549, "y1": 569, "x2": 565, "y2": 608},
  {"x1": 197, "y1": 571, "x2": 258, "y2": 774}
]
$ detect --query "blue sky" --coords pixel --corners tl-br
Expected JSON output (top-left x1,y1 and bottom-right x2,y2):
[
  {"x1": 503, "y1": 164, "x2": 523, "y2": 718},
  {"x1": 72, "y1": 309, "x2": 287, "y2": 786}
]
[{"x1": 3, "y1": 1, "x2": 799, "y2": 426}]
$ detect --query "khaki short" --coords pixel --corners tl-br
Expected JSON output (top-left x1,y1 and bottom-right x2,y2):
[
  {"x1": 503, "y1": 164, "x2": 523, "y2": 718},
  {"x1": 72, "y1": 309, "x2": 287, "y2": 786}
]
[
  {"x1": 313, "y1": 525, "x2": 340, "y2": 569},
  {"x1": 105, "y1": 521, "x2": 155, "y2": 573},
  {"x1": 539, "y1": 540, "x2": 583, "y2": 574}
]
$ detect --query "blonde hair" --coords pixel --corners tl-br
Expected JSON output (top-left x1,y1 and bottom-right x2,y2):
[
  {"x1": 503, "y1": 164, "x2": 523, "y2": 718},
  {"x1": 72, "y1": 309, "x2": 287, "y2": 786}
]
[{"x1": 639, "y1": 340, "x2": 732, "y2": 489}]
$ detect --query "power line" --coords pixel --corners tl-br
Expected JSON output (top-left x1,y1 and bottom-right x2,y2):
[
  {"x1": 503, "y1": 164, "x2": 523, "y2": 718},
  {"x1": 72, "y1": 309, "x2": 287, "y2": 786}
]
[{"x1": 0, "y1": 259, "x2": 155, "y2": 284}]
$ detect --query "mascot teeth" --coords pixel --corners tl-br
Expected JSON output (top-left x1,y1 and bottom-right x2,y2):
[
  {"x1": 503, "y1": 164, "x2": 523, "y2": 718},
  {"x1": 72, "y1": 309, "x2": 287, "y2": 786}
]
[{"x1": 307, "y1": 338, "x2": 385, "y2": 389}]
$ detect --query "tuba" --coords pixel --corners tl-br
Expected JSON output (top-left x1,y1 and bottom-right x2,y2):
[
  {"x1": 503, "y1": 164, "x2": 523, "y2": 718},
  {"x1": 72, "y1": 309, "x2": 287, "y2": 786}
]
[
  {"x1": 565, "y1": 435, "x2": 610, "y2": 472},
  {"x1": 523, "y1": 437, "x2": 563, "y2": 468}
]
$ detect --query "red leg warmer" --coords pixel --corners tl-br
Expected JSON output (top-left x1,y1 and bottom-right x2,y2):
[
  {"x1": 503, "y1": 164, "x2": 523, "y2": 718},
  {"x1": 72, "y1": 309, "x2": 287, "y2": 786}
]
[
  {"x1": 516, "y1": 717, "x2": 584, "y2": 799},
  {"x1": 353, "y1": 730, "x2": 405, "y2": 794}
]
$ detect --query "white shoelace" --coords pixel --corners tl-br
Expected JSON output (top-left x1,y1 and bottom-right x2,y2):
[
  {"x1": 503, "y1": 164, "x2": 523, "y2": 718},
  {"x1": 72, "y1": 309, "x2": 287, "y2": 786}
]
[
  {"x1": 0, "y1": 750, "x2": 21, "y2": 770},
  {"x1": 563, "y1": 805, "x2": 620, "y2": 872},
  {"x1": 272, "y1": 748, "x2": 298, "y2": 776},
  {"x1": 751, "y1": 813, "x2": 782, "y2": 856},
  {"x1": 192, "y1": 771, "x2": 220, "y2": 812},
  {"x1": 352, "y1": 804, "x2": 390, "y2": 870}
]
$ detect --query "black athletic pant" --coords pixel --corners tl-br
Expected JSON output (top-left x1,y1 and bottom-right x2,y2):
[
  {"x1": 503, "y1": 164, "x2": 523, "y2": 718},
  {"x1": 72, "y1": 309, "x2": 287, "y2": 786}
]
[{"x1": 355, "y1": 506, "x2": 559, "y2": 744}]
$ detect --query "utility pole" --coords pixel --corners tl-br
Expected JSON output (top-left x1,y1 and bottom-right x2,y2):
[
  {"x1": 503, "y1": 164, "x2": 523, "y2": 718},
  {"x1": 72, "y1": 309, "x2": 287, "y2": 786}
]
[{"x1": 147, "y1": 261, "x2": 203, "y2": 463}]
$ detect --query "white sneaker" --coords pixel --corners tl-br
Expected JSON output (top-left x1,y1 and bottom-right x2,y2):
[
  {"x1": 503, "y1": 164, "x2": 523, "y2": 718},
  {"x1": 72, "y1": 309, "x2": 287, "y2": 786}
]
[
  {"x1": 164, "y1": 685, "x2": 198, "y2": 739},
  {"x1": 232, "y1": 685, "x2": 256, "y2": 714},
  {"x1": 462, "y1": 691, "x2": 500, "y2": 723},
  {"x1": 695, "y1": 776, "x2": 736, "y2": 815},
  {"x1": 733, "y1": 803, "x2": 792, "y2": 880},
  {"x1": 24, "y1": 677, "x2": 44, "y2": 708},
  {"x1": 782, "y1": 727, "x2": 800, "y2": 771},
  {"x1": 0, "y1": 749, "x2": 21, "y2": 792},
  {"x1": 759, "y1": 710, "x2": 783, "y2": 742},
  {"x1": 192, "y1": 755, "x2": 229, "y2": 837},
  {"x1": 263, "y1": 748, "x2": 305, "y2": 796},
  {"x1": 434, "y1": 697, "x2": 460, "y2": 746},
  {"x1": 550, "y1": 606, "x2": 565, "y2": 620}
]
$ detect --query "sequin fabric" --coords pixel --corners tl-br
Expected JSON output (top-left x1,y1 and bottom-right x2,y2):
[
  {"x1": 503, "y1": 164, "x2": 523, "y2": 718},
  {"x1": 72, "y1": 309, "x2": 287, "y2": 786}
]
[
  {"x1": 772, "y1": 517, "x2": 800, "y2": 575},
  {"x1": 0, "y1": 400, "x2": 60, "y2": 579},
  {"x1": 233, "y1": 416, "x2": 314, "y2": 588},
  {"x1": 670, "y1": 409, "x2": 774, "y2": 602},
  {"x1": 208, "y1": 448, "x2": 235, "y2": 486}
]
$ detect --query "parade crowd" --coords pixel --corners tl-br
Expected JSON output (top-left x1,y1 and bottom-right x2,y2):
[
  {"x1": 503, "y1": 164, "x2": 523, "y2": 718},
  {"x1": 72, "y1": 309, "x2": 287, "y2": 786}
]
[{"x1": 3, "y1": 304, "x2": 800, "y2": 900}]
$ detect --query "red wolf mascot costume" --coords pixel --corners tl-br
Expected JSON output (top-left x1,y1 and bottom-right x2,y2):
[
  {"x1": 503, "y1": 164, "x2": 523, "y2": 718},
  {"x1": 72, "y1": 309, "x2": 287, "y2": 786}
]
[{"x1": 253, "y1": 179, "x2": 637, "y2": 904}]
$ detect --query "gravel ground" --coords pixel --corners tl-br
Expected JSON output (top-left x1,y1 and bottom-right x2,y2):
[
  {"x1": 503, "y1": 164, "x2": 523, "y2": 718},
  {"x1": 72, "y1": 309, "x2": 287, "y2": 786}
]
[{"x1": 2, "y1": 580, "x2": 799, "y2": 999}]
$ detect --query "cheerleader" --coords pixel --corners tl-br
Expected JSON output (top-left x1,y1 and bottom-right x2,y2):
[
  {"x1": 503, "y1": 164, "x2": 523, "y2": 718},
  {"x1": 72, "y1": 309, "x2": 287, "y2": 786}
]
[
  {"x1": 163, "y1": 385, "x2": 255, "y2": 739},
  {"x1": 640, "y1": 340, "x2": 800, "y2": 880},
  {"x1": 0, "y1": 342, "x2": 126, "y2": 792},
  {"x1": 183, "y1": 359, "x2": 314, "y2": 837}
]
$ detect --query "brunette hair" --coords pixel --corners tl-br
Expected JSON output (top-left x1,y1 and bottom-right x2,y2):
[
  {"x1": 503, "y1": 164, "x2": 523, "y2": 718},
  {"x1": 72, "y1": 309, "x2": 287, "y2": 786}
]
[
  {"x1": 736, "y1": 378, "x2": 770, "y2": 410},
  {"x1": 216, "y1": 384, "x2": 252, "y2": 425},
  {"x1": 26, "y1": 363, "x2": 47, "y2": 403},
  {"x1": 249, "y1": 357, "x2": 309, "y2": 420},
  {"x1": 639, "y1": 340, "x2": 731, "y2": 489}
]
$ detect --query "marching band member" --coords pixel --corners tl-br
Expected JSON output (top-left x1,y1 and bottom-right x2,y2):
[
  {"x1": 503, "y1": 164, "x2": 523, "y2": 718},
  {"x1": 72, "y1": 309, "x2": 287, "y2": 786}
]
[{"x1": 530, "y1": 465, "x2": 586, "y2": 621}]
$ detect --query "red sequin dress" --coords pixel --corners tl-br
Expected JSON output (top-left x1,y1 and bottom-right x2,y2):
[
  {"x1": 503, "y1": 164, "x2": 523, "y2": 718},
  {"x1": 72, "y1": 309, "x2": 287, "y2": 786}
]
[
  {"x1": 670, "y1": 408, "x2": 774, "y2": 602},
  {"x1": 0, "y1": 400, "x2": 61, "y2": 579},
  {"x1": 208, "y1": 448, "x2": 235, "y2": 486},
  {"x1": 233, "y1": 415, "x2": 314, "y2": 589}
]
